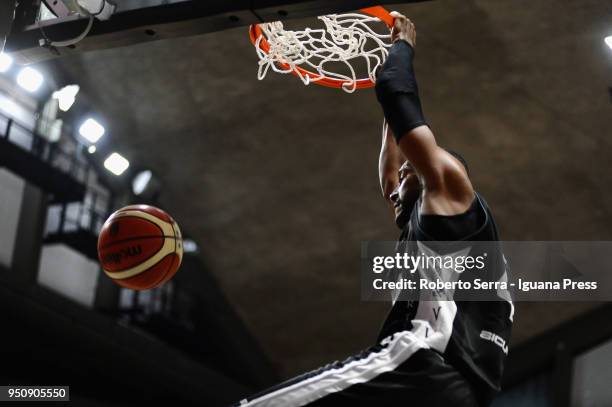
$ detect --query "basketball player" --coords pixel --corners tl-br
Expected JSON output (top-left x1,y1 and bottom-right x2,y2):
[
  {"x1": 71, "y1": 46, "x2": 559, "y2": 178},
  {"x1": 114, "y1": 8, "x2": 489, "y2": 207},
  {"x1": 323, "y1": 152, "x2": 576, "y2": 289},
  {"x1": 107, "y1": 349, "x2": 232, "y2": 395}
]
[{"x1": 232, "y1": 11, "x2": 513, "y2": 407}]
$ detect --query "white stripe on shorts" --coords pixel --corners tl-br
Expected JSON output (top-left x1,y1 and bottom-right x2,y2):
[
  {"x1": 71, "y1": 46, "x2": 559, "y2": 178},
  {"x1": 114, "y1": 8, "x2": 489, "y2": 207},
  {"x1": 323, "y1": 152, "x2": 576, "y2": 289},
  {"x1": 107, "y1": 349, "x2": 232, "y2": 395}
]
[{"x1": 239, "y1": 330, "x2": 428, "y2": 407}]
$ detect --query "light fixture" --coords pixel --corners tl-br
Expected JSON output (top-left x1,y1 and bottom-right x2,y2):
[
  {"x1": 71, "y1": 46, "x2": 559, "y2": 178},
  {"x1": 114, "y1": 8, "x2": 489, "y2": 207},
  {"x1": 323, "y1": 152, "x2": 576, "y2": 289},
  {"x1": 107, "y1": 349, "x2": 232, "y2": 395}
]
[
  {"x1": 183, "y1": 239, "x2": 198, "y2": 253},
  {"x1": 78, "y1": 0, "x2": 116, "y2": 20},
  {"x1": 0, "y1": 53, "x2": 13, "y2": 73},
  {"x1": 606, "y1": 35, "x2": 612, "y2": 51},
  {"x1": 78, "y1": 118, "x2": 105, "y2": 143},
  {"x1": 52, "y1": 84, "x2": 80, "y2": 111},
  {"x1": 132, "y1": 170, "x2": 153, "y2": 195},
  {"x1": 48, "y1": 0, "x2": 116, "y2": 20},
  {"x1": 131, "y1": 169, "x2": 161, "y2": 199},
  {"x1": 87, "y1": 145, "x2": 96, "y2": 154},
  {"x1": 16, "y1": 67, "x2": 44, "y2": 92},
  {"x1": 104, "y1": 152, "x2": 129, "y2": 176}
]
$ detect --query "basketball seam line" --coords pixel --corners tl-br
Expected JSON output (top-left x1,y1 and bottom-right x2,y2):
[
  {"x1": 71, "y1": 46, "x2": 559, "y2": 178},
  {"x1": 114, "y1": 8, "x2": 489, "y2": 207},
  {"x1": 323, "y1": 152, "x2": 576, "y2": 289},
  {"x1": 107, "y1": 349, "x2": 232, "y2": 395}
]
[
  {"x1": 103, "y1": 238, "x2": 175, "y2": 278},
  {"x1": 115, "y1": 215, "x2": 164, "y2": 235},
  {"x1": 155, "y1": 237, "x2": 178, "y2": 288},
  {"x1": 100, "y1": 214, "x2": 167, "y2": 250},
  {"x1": 153, "y1": 251, "x2": 176, "y2": 289},
  {"x1": 99, "y1": 235, "x2": 178, "y2": 250}
]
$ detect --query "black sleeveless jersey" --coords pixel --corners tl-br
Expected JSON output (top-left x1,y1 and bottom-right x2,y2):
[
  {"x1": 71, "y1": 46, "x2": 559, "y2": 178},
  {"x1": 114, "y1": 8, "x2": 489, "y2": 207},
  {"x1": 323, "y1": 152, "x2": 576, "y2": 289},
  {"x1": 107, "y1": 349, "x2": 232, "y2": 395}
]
[{"x1": 377, "y1": 193, "x2": 514, "y2": 406}]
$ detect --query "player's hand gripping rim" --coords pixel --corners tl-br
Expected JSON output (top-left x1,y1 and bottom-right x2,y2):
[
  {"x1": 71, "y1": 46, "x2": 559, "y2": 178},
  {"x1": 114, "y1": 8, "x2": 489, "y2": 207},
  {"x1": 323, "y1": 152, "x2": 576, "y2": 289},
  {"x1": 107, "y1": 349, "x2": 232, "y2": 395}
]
[{"x1": 390, "y1": 11, "x2": 417, "y2": 48}]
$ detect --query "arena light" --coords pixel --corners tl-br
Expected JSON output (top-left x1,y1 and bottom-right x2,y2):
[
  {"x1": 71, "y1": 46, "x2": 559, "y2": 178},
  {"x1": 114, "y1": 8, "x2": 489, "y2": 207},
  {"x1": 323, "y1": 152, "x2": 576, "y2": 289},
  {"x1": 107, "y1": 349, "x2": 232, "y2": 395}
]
[
  {"x1": 606, "y1": 35, "x2": 612, "y2": 51},
  {"x1": 78, "y1": 0, "x2": 116, "y2": 20},
  {"x1": 132, "y1": 170, "x2": 152, "y2": 195},
  {"x1": 183, "y1": 239, "x2": 199, "y2": 254},
  {"x1": 78, "y1": 118, "x2": 105, "y2": 143},
  {"x1": 0, "y1": 53, "x2": 12, "y2": 73},
  {"x1": 104, "y1": 152, "x2": 130, "y2": 176},
  {"x1": 16, "y1": 67, "x2": 44, "y2": 92},
  {"x1": 87, "y1": 145, "x2": 96, "y2": 154},
  {"x1": 52, "y1": 84, "x2": 80, "y2": 112},
  {"x1": 131, "y1": 169, "x2": 161, "y2": 199},
  {"x1": 49, "y1": 0, "x2": 116, "y2": 20}
]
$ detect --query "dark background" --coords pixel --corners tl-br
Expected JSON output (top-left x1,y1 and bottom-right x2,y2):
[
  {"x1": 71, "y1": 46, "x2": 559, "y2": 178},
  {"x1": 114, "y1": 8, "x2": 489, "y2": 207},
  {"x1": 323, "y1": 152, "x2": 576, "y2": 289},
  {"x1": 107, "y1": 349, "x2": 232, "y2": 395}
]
[
  {"x1": 50, "y1": 0, "x2": 612, "y2": 375},
  {"x1": 1, "y1": 0, "x2": 612, "y2": 406}
]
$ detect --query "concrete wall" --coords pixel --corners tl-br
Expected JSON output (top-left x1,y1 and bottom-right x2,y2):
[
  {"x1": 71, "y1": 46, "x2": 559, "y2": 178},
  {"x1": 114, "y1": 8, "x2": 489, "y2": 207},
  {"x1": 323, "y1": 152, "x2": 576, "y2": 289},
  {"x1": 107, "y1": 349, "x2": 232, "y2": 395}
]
[
  {"x1": 0, "y1": 169, "x2": 24, "y2": 268},
  {"x1": 37, "y1": 244, "x2": 100, "y2": 307}
]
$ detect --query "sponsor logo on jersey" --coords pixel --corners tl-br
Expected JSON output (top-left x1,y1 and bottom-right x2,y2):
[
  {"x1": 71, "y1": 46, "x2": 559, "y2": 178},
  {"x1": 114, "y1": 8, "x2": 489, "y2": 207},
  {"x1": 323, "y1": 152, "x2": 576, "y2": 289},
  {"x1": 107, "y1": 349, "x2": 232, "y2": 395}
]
[{"x1": 480, "y1": 330, "x2": 508, "y2": 354}]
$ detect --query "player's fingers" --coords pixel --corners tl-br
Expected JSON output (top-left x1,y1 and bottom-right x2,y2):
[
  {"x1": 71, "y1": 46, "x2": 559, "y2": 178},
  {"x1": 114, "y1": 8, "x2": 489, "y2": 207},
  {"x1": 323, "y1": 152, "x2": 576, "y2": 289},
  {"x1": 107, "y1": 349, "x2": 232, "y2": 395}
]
[
  {"x1": 390, "y1": 11, "x2": 406, "y2": 25},
  {"x1": 393, "y1": 17, "x2": 404, "y2": 32}
]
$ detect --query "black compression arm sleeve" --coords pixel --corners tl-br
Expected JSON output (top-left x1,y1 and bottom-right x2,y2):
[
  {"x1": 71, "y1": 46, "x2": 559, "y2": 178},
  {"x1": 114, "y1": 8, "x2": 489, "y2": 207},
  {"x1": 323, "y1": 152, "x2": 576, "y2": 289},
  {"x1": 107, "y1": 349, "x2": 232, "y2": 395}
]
[{"x1": 375, "y1": 40, "x2": 427, "y2": 143}]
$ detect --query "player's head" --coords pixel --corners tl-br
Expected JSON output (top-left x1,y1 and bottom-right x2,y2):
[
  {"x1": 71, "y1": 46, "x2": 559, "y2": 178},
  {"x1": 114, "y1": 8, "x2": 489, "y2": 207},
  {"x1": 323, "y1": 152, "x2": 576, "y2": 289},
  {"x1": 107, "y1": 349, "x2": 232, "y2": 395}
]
[
  {"x1": 390, "y1": 150, "x2": 469, "y2": 228},
  {"x1": 389, "y1": 160, "x2": 421, "y2": 228}
]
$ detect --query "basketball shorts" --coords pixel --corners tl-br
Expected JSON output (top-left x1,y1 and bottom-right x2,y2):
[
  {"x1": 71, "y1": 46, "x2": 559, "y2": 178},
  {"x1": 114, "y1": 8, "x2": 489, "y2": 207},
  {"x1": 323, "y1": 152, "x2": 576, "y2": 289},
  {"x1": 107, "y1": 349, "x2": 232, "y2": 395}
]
[{"x1": 232, "y1": 330, "x2": 479, "y2": 407}]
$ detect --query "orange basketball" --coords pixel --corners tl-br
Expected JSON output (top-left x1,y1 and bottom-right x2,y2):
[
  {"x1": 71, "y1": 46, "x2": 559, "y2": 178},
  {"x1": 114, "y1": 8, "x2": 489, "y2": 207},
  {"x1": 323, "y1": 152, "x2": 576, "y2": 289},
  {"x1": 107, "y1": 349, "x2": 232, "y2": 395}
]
[{"x1": 97, "y1": 205, "x2": 183, "y2": 290}]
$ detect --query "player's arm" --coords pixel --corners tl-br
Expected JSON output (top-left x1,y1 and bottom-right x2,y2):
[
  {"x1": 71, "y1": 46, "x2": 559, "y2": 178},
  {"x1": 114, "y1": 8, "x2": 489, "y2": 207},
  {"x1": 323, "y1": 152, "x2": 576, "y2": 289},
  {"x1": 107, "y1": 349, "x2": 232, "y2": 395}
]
[
  {"x1": 378, "y1": 119, "x2": 403, "y2": 208},
  {"x1": 375, "y1": 12, "x2": 473, "y2": 212}
]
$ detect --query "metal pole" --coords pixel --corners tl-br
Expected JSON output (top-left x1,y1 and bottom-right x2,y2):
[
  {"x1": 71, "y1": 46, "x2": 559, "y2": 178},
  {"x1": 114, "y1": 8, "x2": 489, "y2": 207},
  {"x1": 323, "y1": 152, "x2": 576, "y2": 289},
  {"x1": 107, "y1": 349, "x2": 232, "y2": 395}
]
[
  {"x1": 0, "y1": 0, "x2": 18, "y2": 54},
  {"x1": 5, "y1": 118, "x2": 13, "y2": 139},
  {"x1": 58, "y1": 203, "x2": 66, "y2": 234}
]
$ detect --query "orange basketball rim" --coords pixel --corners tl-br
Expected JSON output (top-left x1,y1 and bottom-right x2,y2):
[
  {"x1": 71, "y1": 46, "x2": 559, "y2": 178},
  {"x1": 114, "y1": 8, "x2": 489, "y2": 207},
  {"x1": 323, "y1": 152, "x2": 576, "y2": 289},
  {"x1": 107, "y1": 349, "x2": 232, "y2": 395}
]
[{"x1": 249, "y1": 6, "x2": 394, "y2": 90}]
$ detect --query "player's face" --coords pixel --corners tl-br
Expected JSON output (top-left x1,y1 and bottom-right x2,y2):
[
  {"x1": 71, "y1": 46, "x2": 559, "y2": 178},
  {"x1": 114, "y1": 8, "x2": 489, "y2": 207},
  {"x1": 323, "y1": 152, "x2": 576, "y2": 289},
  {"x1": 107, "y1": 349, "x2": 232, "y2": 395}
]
[{"x1": 390, "y1": 161, "x2": 421, "y2": 227}]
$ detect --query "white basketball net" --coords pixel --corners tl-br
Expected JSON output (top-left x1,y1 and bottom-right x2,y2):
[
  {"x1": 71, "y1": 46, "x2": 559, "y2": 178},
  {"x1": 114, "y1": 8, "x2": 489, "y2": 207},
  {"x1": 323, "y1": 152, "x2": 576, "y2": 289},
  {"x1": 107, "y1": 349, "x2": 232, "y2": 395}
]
[{"x1": 254, "y1": 12, "x2": 392, "y2": 93}]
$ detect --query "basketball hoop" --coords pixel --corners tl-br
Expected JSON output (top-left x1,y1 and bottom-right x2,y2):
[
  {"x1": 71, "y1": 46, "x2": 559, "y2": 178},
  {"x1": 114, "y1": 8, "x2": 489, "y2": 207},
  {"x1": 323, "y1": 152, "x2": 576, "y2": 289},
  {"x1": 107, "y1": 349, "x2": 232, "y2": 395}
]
[{"x1": 249, "y1": 6, "x2": 394, "y2": 93}]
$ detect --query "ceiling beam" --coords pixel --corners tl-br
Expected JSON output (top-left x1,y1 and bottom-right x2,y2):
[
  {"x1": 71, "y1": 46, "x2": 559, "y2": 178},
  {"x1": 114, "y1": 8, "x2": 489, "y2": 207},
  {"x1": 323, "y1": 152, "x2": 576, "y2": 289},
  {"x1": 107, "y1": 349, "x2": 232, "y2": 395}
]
[{"x1": 4, "y1": 0, "x2": 432, "y2": 64}]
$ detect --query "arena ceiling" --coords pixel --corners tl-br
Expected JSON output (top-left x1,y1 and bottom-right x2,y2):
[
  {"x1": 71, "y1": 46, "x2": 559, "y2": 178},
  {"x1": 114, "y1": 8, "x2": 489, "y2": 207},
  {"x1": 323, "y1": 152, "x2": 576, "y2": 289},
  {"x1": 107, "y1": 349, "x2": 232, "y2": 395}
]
[{"x1": 44, "y1": 0, "x2": 612, "y2": 377}]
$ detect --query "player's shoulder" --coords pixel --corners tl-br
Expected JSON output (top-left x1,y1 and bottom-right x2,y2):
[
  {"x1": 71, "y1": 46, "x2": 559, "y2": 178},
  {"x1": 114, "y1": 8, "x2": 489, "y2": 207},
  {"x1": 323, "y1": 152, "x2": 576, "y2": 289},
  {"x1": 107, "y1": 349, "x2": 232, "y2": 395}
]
[{"x1": 438, "y1": 149, "x2": 474, "y2": 203}]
